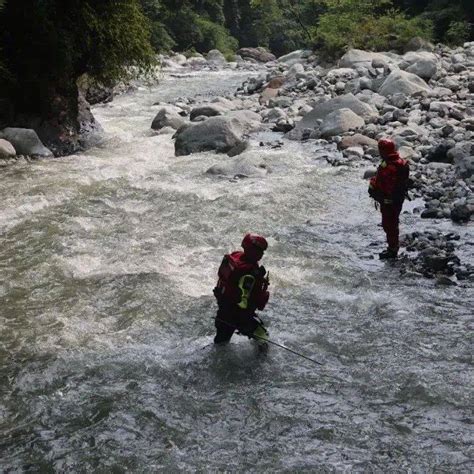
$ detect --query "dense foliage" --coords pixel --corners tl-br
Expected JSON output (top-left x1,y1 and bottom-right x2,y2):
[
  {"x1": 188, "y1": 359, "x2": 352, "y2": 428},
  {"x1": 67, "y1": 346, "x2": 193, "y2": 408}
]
[
  {"x1": 0, "y1": 0, "x2": 472, "y2": 147},
  {"x1": 0, "y1": 0, "x2": 156, "y2": 117},
  {"x1": 138, "y1": 0, "x2": 473, "y2": 57}
]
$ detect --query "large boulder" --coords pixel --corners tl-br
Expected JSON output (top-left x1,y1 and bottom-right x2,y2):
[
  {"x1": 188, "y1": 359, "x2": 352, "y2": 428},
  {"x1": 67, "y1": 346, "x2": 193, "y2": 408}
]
[
  {"x1": 225, "y1": 110, "x2": 262, "y2": 133},
  {"x1": 378, "y1": 70, "x2": 431, "y2": 97},
  {"x1": 174, "y1": 116, "x2": 245, "y2": 156},
  {"x1": 0, "y1": 138, "x2": 16, "y2": 158},
  {"x1": 0, "y1": 128, "x2": 53, "y2": 157},
  {"x1": 207, "y1": 49, "x2": 227, "y2": 65},
  {"x1": 296, "y1": 93, "x2": 377, "y2": 130},
  {"x1": 151, "y1": 107, "x2": 186, "y2": 131},
  {"x1": 401, "y1": 51, "x2": 438, "y2": 80},
  {"x1": 339, "y1": 49, "x2": 399, "y2": 69},
  {"x1": 320, "y1": 108, "x2": 365, "y2": 138},
  {"x1": 237, "y1": 47, "x2": 276, "y2": 63},
  {"x1": 277, "y1": 50, "x2": 312, "y2": 66}
]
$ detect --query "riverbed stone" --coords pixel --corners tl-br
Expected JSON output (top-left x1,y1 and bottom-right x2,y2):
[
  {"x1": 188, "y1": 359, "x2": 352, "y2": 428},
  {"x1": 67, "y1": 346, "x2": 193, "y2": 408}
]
[
  {"x1": 379, "y1": 70, "x2": 431, "y2": 97},
  {"x1": 0, "y1": 139, "x2": 16, "y2": 158},
  {"x1": 339, "y1": 49, "x2": 398, "y2": 69},
  {"x1": 339, "y1": 133, "x2": 378, "y2": 150},
  {"x1": 174, "y1": 116, "x2": 244, "y2": 156},
  {"x1": 320, "y1": 109, "x2": 364, "y2": 138},
  {"x1": 237, "y1": 47, "x2": 276, "y2": 63},
  {"x1": 296, "y1": 93, "x2": 377, "y2": 131},
  {"x1": 190, "y1": 104, "x2": 227, "y2": 121},
  {"x1": 151, "y1": 107, "x2": 186, "y2": 130},
  {"x1": 207, "y1": 49, "x2": 227, "y2": 65},
  {"x1": 0, "y1": 128, "x2": 53, "y2": 158},
  {"x1": 277, "y1": 50, "x2": 312, "y2": 66}
]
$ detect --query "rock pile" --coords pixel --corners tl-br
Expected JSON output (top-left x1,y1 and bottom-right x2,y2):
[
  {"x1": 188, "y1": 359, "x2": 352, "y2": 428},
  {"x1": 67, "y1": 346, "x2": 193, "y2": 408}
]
[{"x1": 400, "y1": 230, "x2": 473, "y2": 283}]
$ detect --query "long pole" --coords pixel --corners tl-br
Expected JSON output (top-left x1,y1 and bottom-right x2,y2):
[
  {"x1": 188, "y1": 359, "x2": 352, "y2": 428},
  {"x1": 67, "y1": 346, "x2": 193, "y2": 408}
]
[{"x1": 215, "y1": 317, "x2": 323, "y2": 366}]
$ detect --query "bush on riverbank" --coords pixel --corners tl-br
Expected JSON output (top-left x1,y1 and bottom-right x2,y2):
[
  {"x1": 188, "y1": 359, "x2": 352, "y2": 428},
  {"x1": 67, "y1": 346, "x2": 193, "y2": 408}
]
[{"x1": 316, "y1": 1, "x2": 433, "y2": 58}]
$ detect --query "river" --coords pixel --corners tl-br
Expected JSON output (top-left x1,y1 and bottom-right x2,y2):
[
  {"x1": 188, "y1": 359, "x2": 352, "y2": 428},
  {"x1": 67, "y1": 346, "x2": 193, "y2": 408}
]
[{"x1": 1, "y1": 69, "x2": 473, "y2": 472}]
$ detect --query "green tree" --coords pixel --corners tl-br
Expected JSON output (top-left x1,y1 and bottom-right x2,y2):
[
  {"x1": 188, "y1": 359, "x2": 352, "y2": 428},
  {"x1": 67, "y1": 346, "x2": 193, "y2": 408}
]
[
  {"x1": 316, "y1": 0, "x2": 433, "y2": 57},
  {"x1": 0, "y1": 0, "x2": 156, "y2": 111}
]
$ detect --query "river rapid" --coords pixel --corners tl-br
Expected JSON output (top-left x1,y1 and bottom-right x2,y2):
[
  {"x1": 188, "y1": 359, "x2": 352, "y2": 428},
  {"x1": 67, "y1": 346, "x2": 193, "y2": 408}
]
[{"x1": 1, "y1": 69, "x2": 473, "y2": 472}]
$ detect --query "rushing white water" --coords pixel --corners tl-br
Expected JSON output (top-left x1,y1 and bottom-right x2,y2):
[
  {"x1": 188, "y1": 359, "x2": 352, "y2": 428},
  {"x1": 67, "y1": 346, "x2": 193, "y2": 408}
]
[{"x1": 1, "y1": 69, "x2": 473, "y2": 472}]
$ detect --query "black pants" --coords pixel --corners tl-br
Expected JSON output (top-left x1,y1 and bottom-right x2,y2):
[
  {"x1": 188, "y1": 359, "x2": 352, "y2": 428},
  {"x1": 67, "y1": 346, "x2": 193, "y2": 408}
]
[{"x1": 214, "y1": 307, "x2": 259, "y2": 344}]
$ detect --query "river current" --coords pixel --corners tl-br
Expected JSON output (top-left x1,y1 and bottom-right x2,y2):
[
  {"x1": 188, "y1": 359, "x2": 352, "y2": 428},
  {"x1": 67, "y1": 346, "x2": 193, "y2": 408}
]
[{"x1": 1, "y1": 69, "x2": 473, "y2": 472}]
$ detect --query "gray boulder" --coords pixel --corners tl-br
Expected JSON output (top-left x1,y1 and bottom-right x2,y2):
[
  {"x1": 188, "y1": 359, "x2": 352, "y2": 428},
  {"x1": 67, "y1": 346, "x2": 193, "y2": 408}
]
[
  {"x1": 379, "y1": 70, "x2": 431, "y2": 97},
  {"x1": 402, "y1": 51, "x2": 438, "y2": 80},
  {"x1": 151, "y1": 107, "x2": 186, "y2": 131},
  {"x1": 296, "y1": 93, "x2": 377, "y2": 130},
  {"x1": 320, "y1": 109, "x2": 365, "y2": 138},
  {"x1": 206, "y1": 150, "x2": 270, "y2": 177},
  {"x1": 207, "y1": 49, "x2": 227, "y2": 65},
  {"x1": 339, "y1": 49, "x2": 399, "y2": 69},
  {"x1": 237, "y1": 47, "x2": 276, "y2": 63},
  {"x1": 0, "y1": 138, "x2": 16, "y2": 158},
  {"x1": 0, "y1": 128, "x2": 53, "y2": 157},
  {"x1": 225, "y1": 110, "x2": 262, "y2": 133},
  {"x1": 277, "y1": 50, "x2": 312, "y2": 66},
  {"x1": 455, "y1": 156, "x2": 474, "y2": 179},
  {"x1": 339, "y1": 134, "x2": 378, "y2": 150},
  {"x1": 174, "y1": 116, "x2": 245, "y2": 156},
  {"x1": 190, "y1": 104, "x2": 227, "y2": 121}
]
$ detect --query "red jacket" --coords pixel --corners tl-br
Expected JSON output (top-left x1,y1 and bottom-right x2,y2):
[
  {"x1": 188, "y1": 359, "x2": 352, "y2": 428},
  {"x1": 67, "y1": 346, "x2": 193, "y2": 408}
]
[
  {"x1": 369, "y1": 153, "x2": 409, "y2": 203},
  {"x1": 214, "y1": 251, "x2": 269, "y2": 312}
]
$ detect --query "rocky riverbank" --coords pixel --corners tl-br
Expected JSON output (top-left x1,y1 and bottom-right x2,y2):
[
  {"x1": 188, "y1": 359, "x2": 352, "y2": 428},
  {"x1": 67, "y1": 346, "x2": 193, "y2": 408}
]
[
  {"x1": 154, "y1": 45, "x2": 473, "y2": 282},
  {"x1": 1, "y1": 44, "x2": 472, "y2": 282}
]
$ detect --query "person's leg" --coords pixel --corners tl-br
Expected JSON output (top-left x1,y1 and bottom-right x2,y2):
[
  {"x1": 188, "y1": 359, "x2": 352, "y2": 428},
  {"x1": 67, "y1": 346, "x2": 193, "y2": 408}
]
[
  {"x1": 380, "y1": 204, "x2": 400, "y2": 258},
  {"x1": 214, "y1": 311, "x2": 235, "y2": 344},
  {"x1": 237, "y1": 313, "x2": 269, "y2": 346}
]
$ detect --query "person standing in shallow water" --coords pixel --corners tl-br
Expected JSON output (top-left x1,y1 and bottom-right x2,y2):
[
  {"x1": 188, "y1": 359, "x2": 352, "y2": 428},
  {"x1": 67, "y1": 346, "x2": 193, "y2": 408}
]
[
  {"x1": 369, "y1": 138, "x2": 410, "y2": 259},
  {"x1": 213, "y1": 234, "x2": 270, "y2": 348}
]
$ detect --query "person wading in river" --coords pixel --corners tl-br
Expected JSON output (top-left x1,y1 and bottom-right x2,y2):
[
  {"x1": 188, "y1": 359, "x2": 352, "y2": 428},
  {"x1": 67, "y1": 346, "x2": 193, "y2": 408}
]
[
  {"x1": 369, "y1": 138, "x2": 410, "y2": 259},
  {"x1": 213, "y1": 234, "x2": 270, "y2": 348}
]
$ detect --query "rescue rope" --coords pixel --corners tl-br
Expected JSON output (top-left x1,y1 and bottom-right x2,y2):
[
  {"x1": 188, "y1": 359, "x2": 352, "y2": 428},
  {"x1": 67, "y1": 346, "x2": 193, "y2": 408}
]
[{"x1": 214, "y1": 316, "x2": 324, "y2": 366}]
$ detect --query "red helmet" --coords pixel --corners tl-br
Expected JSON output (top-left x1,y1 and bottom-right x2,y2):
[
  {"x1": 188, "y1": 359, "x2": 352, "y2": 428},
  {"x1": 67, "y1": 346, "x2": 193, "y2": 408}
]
[
  {"x1": 378, "y1": 138, "x2": 396, "y2": 157},
  {"x1": 241, "y1": 233, "x2": 268, "y2": 253}
]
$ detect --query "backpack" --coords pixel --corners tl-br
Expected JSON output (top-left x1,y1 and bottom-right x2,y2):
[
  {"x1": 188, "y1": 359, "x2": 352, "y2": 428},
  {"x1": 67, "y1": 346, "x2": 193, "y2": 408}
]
[
  {"x1": 392, "y1": 159, "x2": 410, "y2": 202},
  {"x1": 214, "y1": 251, "x2": 269, "y2": 311}
]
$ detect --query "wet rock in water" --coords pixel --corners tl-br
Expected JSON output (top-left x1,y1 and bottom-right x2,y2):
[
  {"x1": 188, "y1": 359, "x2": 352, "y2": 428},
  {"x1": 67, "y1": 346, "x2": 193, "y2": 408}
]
[
  {"x1": 190, "y1": 105, "x2": 226, "y2": 121},
  {"x1": 0, "y1": 138, "x2": 16, "y2": 158},
  {"x1": 174, "y1": 116, "x2": 245, "y2": 156},
  {"x1": 151, "y1": 107, "x2": 186, "y2": 131},
  {"x1": 227, "y1": 140, "x2": 249, "y2": 157},
  {"x1": 401, "y1": 230, "x2": 470, "y2": 280},
  {"x1": 206, "y1": 150, "x2": 270, "y2": 177},
  {"x1": 0, "y1": 128, "x2": 53, "y2": 158},
  {"x1": 450, "y1": 203, "x2": 472, "y2": 222}
]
